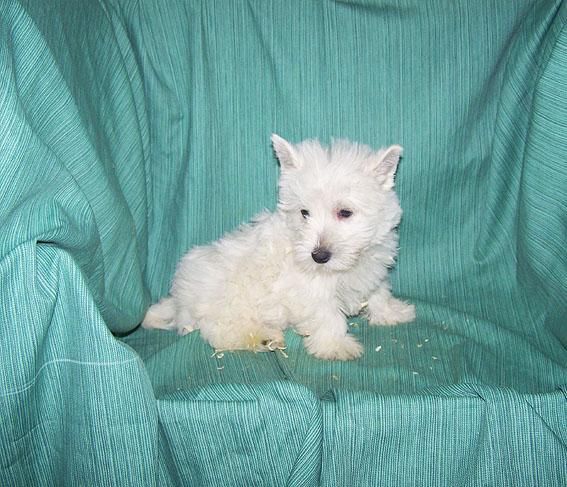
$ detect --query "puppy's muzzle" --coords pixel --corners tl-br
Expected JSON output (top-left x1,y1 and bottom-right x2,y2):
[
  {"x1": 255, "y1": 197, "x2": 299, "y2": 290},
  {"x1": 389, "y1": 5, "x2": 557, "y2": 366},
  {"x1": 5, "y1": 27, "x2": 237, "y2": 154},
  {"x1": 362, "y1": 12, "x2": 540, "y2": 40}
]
[{"x1": 311, "y1": 247, "x2": 332, "y2": 264}]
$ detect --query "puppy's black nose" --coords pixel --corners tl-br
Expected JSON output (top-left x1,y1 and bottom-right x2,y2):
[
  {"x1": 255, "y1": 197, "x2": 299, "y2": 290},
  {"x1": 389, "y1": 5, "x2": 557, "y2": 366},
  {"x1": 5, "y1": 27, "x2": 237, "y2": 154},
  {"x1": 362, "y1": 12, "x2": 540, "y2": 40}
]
[{"x1": 311, "y1": 248, "x2": 332, "y2": 264}]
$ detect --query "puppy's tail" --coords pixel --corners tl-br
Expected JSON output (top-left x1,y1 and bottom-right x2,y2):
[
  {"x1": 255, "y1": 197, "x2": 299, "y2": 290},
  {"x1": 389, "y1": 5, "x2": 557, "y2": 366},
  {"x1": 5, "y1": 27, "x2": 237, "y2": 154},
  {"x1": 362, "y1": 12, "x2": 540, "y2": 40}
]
[{"x1": 142, "y1": 296, "x2": 177, "y2": 331}]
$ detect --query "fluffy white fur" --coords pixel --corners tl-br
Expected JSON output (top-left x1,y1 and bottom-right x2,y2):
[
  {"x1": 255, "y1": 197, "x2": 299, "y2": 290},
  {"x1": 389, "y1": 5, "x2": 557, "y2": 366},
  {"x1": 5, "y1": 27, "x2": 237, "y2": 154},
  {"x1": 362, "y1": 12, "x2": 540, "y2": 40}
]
[{"x1": 143, "y1": 135, "x2": 415, "y2": 360}]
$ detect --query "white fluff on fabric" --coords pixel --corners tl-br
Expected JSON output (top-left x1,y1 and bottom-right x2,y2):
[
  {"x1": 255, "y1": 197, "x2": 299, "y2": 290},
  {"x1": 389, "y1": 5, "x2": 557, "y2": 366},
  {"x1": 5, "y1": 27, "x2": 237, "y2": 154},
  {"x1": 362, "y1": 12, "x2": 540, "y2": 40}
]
[{"x1": 143, "y1": 135, "x2": 415, "y2": 360}]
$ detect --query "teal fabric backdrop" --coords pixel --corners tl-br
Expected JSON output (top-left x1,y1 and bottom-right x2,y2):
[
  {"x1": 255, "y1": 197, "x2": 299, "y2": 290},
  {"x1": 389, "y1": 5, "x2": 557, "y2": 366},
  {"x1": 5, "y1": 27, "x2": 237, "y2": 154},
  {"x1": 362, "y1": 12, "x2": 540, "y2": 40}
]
[{"x1": 1, "y1": 0, "x2": 566, "y2": 485}]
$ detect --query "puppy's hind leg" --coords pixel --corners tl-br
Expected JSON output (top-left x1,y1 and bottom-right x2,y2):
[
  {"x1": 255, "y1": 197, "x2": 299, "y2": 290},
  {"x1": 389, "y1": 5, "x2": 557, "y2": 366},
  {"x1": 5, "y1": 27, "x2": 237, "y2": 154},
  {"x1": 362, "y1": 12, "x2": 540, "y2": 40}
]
[{"x1": 199, "y1": 317, "x2": 285, "y2": 352}]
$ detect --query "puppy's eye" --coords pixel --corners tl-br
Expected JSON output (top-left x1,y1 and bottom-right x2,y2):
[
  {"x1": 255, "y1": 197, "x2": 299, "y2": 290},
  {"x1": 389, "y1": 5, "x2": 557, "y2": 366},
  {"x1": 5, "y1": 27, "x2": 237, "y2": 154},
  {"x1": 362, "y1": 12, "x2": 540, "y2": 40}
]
[
  {"x1": 300, "y1": 209, "x2": 310, "y2": 219},
  {"x1": 337, "y1": 209, "x2": 353, "y2": 219}
]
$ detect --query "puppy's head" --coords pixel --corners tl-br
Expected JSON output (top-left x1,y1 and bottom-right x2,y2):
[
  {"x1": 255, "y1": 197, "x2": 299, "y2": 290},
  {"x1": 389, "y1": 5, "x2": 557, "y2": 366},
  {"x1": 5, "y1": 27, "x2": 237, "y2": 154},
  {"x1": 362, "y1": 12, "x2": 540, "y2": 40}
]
[{"x1": 272, "y1": 134, "x2": 403, "y2": 272}]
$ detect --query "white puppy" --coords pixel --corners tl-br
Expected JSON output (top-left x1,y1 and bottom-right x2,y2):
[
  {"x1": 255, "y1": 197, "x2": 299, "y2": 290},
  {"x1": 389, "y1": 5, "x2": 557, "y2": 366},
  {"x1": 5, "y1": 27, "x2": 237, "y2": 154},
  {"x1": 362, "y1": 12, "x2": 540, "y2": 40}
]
[{"x1": 143, "y1": 135, "x2": 415, "y2": 360}]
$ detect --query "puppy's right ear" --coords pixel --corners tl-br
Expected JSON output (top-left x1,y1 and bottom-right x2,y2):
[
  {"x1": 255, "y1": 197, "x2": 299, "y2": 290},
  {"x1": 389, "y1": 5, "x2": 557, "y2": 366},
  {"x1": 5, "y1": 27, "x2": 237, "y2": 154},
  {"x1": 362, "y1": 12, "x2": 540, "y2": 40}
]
[{"x1": 272, "y1": 134, "x2": 300, "y2": 170}]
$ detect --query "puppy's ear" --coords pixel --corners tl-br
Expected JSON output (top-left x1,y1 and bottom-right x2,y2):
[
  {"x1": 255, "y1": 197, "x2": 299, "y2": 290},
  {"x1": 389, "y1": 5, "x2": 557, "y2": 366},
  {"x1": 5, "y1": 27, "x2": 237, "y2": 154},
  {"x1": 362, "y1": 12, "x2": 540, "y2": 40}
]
[
  {"x1": 272, "y1": 134, "x2": 300, "y2": 170},
  {"x1": 372, "y1": 145, "x2": 403, "y2": 189}
]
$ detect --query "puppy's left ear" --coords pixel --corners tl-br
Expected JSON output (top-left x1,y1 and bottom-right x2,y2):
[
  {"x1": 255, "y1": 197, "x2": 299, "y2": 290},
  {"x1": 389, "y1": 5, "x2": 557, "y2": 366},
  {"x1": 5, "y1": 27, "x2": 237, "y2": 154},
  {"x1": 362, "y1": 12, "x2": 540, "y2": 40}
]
[{"x1": 373, "y1": 145, "x2": 403, "y2": 190}]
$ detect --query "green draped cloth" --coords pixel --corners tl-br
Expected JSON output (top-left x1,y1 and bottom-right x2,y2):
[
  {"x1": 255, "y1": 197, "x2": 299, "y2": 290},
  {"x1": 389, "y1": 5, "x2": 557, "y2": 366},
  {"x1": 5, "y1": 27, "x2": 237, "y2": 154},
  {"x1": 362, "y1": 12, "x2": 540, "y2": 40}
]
[{"x1": 1, "y1": 1, "x2": 565, "y2": 485}]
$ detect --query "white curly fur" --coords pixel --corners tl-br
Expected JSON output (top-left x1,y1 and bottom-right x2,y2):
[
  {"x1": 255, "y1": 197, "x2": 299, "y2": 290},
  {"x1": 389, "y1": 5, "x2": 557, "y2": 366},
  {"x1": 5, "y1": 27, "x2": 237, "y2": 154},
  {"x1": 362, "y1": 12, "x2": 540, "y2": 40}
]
[{"x1": 143, "y1": 135, "x2": 415, "y2": 360}]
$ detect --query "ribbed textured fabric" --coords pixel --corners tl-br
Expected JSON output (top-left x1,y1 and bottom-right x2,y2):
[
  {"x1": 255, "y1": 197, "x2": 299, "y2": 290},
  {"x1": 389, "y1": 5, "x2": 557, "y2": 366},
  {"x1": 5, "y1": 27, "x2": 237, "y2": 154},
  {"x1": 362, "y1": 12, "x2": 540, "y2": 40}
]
[{"x1": 1, "y1": 0, "x2": 566, "y2": 485}]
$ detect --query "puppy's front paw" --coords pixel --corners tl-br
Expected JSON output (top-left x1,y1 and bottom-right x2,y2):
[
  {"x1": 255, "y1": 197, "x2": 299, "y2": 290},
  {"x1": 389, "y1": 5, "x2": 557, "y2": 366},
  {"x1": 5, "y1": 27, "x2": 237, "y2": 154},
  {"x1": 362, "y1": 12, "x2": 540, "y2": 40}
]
[
  {"x1": 303, "y1": 333, "x2": 363, "y2": 361},
  {"x1": 368, "y1": 297, "x2": 416, "y2": 326}
]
